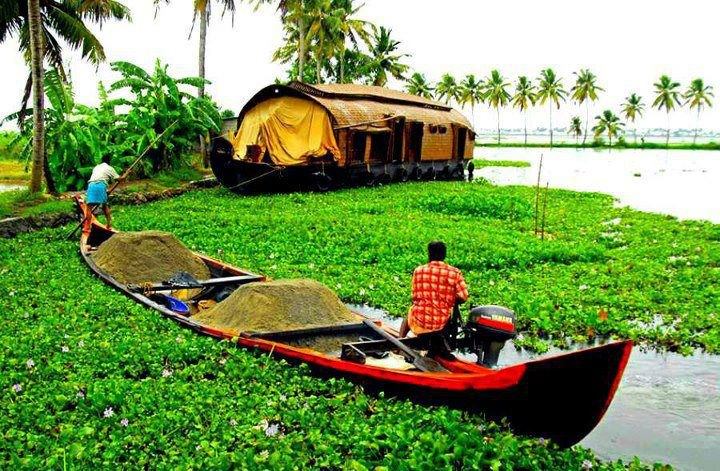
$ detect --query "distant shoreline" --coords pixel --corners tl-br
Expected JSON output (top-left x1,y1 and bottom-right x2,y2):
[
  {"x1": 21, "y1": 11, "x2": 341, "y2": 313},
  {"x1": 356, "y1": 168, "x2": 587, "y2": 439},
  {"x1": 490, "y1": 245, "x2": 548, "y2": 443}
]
[{"x1": 475, "y1": 141, "x2": 720, "y2": 151}]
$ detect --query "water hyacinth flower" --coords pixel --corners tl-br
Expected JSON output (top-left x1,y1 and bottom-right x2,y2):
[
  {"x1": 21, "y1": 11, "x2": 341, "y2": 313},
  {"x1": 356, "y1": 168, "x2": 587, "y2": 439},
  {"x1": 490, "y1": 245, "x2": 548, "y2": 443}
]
[
  {"x1": 162, "y1": 369, "x2": 173, "y2": 378},
  {"x1": 61, "y1": 346, "x2": 70, "y2": 353},
  {"x1": 264, "y1": 423, "x2": 280, "y2": 437},
  {"x1": 219, "y1": 358, "x2": 227, "y2": 366},
  {"x1": 582, "y1": 460, "x2": 593, "y2": 470},
  {"x1": 12, "y1": 383, "x2": 22, "y2": 393},
  {"x1": 103, "y1": 407, "x2": 115, "y2": 418},
  {"x1": 120, "y1": 418, "x2": 129, "y2": 427},
  {"x1": 229, "y1": 419, "x2": 238, "y2": 426},
  {"x1": 26, "y1": 359, "x2": 35, "y2": 369},
  {"x1": 78, "y1": 340, "x2": 85, "y2": 348}
]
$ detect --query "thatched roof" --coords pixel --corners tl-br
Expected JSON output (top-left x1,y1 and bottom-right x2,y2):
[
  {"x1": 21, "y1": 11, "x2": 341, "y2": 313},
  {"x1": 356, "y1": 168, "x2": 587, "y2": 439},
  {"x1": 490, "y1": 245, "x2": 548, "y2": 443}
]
[{"x1": 238, "y1": 83, "x2": 473, "y2": 131}]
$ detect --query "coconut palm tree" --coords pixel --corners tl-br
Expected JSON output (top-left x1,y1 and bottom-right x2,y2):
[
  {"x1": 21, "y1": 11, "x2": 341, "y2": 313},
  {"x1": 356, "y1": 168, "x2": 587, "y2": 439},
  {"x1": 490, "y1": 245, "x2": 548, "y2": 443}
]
[
  {"x1": 365, "y1": 26, "x2": 409, "y2": 86},
  {"x1": 569, "y1": 116, "x2": 582, "y2": 146},
  {"x1": 484, "y1": 70, "x2": 511, "y2": 144},
  {"x1": 684, "y1": 78, "x2": 714, "y2": 145},
  {"x1": 264, "y1": 0, "x2": 311, "y2": 82},
  {"x1": 435, "y1": 73, "x2": 459, "y2": 106},
  {"x1": 512, "y1": 76, "x2": 536, "y2": 145},
  {"x1": 570, "y1": 69, "x2": 604, "y2": 145},
  {"x1": 155, "y1": 0, "x2": 237, "y2": 97},
  {"x1": 652, "y1": 75, "x2": 682, "y2": 147},
  {"x1": 459, "y1": 74, "x2": 483, "y2": 129},
  {"x1": 621, "y1": 93, "x2": 645, "y2": 144},
  {"x1": 1, "y1": 0, "x2": 131, "y2": 193},
  {"x1": 405, "y1": 72, "x2": 434, "y2": 99},
  {"x1": 536, "y1": 68, "x2": 567, "y2": 147},
  {"x1": 592, "y1": 110, "x2": 624, "y2": 147},
  {"x1": 332, "y1": 0, "x2": 371, "y2": 83}
]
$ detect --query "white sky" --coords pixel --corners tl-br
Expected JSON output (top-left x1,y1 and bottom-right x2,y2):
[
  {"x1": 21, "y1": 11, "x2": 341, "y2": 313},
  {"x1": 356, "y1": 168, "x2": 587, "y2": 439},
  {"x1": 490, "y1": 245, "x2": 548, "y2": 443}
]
[{"x1": 1, "y1": 0, "x2": 718, "y2": 132}]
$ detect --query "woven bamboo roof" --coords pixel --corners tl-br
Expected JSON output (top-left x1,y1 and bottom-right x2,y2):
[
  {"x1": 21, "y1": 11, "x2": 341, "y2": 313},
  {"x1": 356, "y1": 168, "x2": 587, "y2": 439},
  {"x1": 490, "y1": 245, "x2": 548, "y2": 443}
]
[
  {"x1": 238, "y1": 83, "x2": 473, "y2": 131},
  {"x1": 289, "y1": 82, "x2": 450, "y2": 111}
]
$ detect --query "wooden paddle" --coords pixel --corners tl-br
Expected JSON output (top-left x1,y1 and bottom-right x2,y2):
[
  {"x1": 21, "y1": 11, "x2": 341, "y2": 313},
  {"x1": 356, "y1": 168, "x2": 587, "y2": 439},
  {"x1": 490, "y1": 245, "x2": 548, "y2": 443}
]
[{"x1": 362, "y1": 319, "x2": 448, "y2": 373}]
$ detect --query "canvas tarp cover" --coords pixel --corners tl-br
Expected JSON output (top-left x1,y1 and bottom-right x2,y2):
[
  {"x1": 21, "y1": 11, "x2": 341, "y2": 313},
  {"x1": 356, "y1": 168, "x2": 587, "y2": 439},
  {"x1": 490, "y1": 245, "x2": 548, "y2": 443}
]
[{"x1": 229, "y1": 97, "x2": 341, "y2": 165}]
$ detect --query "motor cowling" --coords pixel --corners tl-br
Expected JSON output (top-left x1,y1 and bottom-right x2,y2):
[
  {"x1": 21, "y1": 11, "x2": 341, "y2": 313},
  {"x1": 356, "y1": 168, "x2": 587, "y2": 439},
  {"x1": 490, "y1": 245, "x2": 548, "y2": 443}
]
[{"x1": 465, "y1": 305, "x2": 517, "y2": 367}]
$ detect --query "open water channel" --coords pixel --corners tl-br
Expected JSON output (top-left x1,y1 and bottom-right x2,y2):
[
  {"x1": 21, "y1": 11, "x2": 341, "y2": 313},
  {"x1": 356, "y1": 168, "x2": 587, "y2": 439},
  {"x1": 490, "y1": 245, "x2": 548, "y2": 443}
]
[
  {"x1": 351, "y1": 304, "x2": 719, "y2": 471},
  {"x1": 474, "y1": 146, "x2": 720, "y2": 223}
]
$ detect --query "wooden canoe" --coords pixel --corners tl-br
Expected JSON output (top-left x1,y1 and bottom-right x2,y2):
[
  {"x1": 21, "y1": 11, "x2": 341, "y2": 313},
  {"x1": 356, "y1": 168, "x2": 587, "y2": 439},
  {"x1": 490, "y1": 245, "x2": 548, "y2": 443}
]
[{"x1": 74, "y1": 198, "x2": 631, "y2": 447}]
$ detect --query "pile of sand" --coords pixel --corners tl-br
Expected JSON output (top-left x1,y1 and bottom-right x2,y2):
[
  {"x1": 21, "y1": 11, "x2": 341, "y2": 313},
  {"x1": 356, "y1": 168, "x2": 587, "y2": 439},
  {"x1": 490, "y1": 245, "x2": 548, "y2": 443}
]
[
  {"x1": 91, "y1": 231, "x2": 211, "y2": 293},
  {"x1": 192, "y1": 279, "x2": 360, "y2": 334}
]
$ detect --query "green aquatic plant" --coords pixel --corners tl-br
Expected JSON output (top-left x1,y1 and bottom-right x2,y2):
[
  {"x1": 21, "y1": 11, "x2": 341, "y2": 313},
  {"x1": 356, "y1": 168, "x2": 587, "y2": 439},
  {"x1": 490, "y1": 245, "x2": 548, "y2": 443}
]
[{"x1": 0, "y1": 194, "x2": 675, "y2": 468}]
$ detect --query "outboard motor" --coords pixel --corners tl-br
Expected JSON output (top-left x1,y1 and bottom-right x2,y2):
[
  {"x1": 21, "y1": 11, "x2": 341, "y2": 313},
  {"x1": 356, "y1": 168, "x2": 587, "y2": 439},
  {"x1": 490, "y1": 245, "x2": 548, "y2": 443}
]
[{"x1": 464, "y1": 305, "x2": 517, "y2": 367}]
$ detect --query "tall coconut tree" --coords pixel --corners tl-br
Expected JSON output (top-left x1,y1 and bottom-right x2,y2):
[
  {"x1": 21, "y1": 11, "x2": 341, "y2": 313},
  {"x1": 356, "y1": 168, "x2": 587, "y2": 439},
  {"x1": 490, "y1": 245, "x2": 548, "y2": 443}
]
[
  {"x1": 405, "y1": 72, "x2": 434, "y2": 99},
  {"x1": 684, "y1": 78, "x2": 714, "y2": 145},
  {"x1": 459, "y1": 74, "x2": 483, "y2": 129},
  {"x1": 536, "y1": 68, "x2": 567, "y2": 147},
  {"x1": 332, "y1": 0, "x2": 371, "y2": 83},
  {"x1": 304, "y1": 0, "x2": 347, "y2": 84},
  {"x1": 621, "y1": 93, "x2": 645, "y2": 144},
  {"x1": 569, "y1": 116, "x2": 582, "y2": 146},
  {"x1": 512, "y1": 76, "x2": 536, "y2": 145},
  {"x1": 1, "y1": 0, "x2": 131, "y2": 193},
  {"x1": 155, "y1": 0, "x2": 237, "y2": 98},
  {"x1": 652, "y1": 75, "x2": 682, "y2": 147},
  {"x1": 570, "y1": 69, "x2": 604, "y2": 145},
  {"x1": 435, "y1": 73, "x2": 459, "y2": 106},
  {"x1": 592, "y1": 110, "x2": 624, "y2": 147},
  {"x1": 484, "y1": 70, "x2": 511, "y2": 144},
  {"x1": 365, "y1": 26, "x2": 409, "y2": 86}
]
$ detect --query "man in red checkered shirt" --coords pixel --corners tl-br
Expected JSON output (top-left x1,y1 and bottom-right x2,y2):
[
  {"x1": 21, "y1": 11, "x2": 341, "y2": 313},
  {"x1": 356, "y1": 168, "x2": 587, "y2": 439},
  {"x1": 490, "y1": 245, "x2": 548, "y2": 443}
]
[{"x1": 399, "y1": 241, "x2": 469, "y2": 337}]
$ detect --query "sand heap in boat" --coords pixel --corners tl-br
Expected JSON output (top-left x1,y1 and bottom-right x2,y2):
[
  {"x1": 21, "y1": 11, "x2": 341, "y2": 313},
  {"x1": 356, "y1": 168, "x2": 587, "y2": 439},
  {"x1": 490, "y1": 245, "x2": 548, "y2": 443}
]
[
  {"x1": 193, "y1": 279, "x2": 360, "y2": 334},
  {"x1": 91, "y1": 231, "x2": 211, "y2": 291}
]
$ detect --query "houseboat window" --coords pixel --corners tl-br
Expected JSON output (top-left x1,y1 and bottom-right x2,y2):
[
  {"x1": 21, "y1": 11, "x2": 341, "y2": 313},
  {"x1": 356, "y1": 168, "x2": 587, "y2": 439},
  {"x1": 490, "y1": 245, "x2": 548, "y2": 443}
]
[
  {"x1": 429, "y1": 124, "x2": 438, "y2": 134},
  {"x1": 370, "y1": 132, "x2": 391, "y2": 162},
  {"x1": 351, "y1": 132, "x2": 366, "y2": 163},
  {"x1": 438, "y1": 125, "x2": 448, "y2": 134}
]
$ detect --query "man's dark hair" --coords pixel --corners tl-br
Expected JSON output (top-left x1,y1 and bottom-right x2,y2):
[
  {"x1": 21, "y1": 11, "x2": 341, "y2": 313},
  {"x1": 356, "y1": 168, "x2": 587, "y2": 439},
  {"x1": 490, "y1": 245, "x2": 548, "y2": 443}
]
[
  {"x1": 101, "y1": 155, "x2": 112, "y2": 164},
  {"x1": 428, "y1": 241, "x2": 446, "y2": 262}
]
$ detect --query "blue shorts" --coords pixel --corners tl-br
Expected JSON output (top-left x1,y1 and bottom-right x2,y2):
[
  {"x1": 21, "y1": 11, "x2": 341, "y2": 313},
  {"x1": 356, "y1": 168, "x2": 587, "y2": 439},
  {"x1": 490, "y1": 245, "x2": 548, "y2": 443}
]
[{"x1": 86, "y1": 181, "x2": 108, "y2": 204}]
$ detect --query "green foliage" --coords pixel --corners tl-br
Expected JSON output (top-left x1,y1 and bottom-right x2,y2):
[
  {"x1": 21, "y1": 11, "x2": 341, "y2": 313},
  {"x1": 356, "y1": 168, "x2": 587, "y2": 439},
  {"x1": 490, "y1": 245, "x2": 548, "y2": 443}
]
[
  {"x1": 0, "y1": 131, "x2": 24, "y2": 161},
  {"x1": 473, "y1": 159, "x2": 531, "y2": 168},
  {"x1": 0, "y1": 183, "x2": 679, "y2": 468},
  {"x1": 5, "y1": 61, "x2": 221, "y2": 191}
]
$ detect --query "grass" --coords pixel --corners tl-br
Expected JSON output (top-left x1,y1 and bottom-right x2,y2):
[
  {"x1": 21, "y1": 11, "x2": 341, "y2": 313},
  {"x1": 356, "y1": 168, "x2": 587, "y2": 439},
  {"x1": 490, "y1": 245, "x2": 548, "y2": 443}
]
[
  {"x1": 477, "y1": 140, "x2": 720, "y2": 151},
  {"x1": 1, "y1": 182, "x2": 683, "y2": 469},
  {"x1": 473, "y1": 159, "x2": 531, "y2": 168},
  {"x1": 0, "y1": 164, "x2": 210, "y2": 219}
]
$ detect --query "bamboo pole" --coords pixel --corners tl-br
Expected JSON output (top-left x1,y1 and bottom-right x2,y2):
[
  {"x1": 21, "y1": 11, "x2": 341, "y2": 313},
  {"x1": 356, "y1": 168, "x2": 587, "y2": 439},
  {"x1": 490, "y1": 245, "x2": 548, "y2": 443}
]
[
  {"x1": 533, "y1": 153, "x2": 544, "y2": 236},
  {"x1": 541, "y1": 182, "x2": 549, "y2": 241}
]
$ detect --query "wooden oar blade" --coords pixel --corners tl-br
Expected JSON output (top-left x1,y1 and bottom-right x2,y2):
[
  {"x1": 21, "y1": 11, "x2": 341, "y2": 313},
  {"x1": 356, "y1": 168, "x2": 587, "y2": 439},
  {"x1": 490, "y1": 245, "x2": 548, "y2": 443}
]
[{"x1": 414, "y1": 356, "x2": 448, "y2": 373}]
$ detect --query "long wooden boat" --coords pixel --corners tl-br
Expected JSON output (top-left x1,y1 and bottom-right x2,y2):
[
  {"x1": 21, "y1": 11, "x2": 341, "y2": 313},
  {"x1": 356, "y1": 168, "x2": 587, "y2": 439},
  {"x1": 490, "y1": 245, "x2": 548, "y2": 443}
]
[{"x1": 75, "y1": 198, "x2": 631, "y2": 447}]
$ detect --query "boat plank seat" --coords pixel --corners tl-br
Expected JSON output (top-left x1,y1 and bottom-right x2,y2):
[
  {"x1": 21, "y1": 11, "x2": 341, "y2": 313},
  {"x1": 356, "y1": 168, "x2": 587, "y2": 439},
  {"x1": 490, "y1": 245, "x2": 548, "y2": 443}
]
[{"x1": 340, "y1": 335, "x2": 432, "y2": 364}]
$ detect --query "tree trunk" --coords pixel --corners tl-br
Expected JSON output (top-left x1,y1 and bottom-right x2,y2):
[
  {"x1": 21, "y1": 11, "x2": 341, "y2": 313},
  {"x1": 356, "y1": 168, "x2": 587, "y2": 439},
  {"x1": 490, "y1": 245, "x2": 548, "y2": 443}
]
[
  {"x1": 666, "y1": 111, "x2": 670, "y2": 148},
  {"x1": 315, "y1": 37, "x2": 323, "y2": 84},
  {"x1": 339, "y1": 47, "x2": 345, "y2": 83},
  {"x1": 549, "y1": 103, "x2": 553, "y2": 148},
  {"x1": 582, "y1": 100, "x2": 589, "y2": 145},
  {"x1": 198, "y1": 5, "x2": 207, "y2": 98},
  {"x1": 496, "y1": 107, "x2": 500, "y2": 145},
  {"x1": 298, "y1": 17, "x2": 305, "y2": 82},
  {"x1": 524, "y1": 112, "x2": 527, "y2": 145},
  {"x1": 28, "y1": 0, "x2": 45, "y2": 194},
  {"x1": 198, "y1": 4, "x2": 208, "y2": 167},
  {"x1": 42, "y1": 148, "x2": 57, "y2": 195},
  {"x1": 694, "y1": 107, "x2": 700, "y2": 145},
  {"x1": 471, "y1": 104, "x2": 475, "y2": 131}
]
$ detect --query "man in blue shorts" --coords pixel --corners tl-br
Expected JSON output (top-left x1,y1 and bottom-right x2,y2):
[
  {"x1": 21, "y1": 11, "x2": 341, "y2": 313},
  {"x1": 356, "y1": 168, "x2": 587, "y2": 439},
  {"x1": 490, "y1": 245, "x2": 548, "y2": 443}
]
[{"x1": 86, "y1": 155, "x2": 122, "y2": 228}]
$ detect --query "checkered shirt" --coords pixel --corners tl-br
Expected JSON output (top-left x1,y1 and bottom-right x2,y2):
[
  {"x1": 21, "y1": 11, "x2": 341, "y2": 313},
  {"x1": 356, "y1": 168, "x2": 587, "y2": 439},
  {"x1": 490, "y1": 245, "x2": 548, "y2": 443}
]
[{"x1": 409, "y1": 261, "x2": 469, "y2": 333}]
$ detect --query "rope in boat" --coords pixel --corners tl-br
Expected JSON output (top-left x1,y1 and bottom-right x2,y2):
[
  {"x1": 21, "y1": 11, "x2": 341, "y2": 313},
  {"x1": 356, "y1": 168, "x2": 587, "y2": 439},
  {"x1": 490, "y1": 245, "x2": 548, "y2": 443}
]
[{"x1": 225, "y1": 166, "x2": 283, "y2": 191}]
